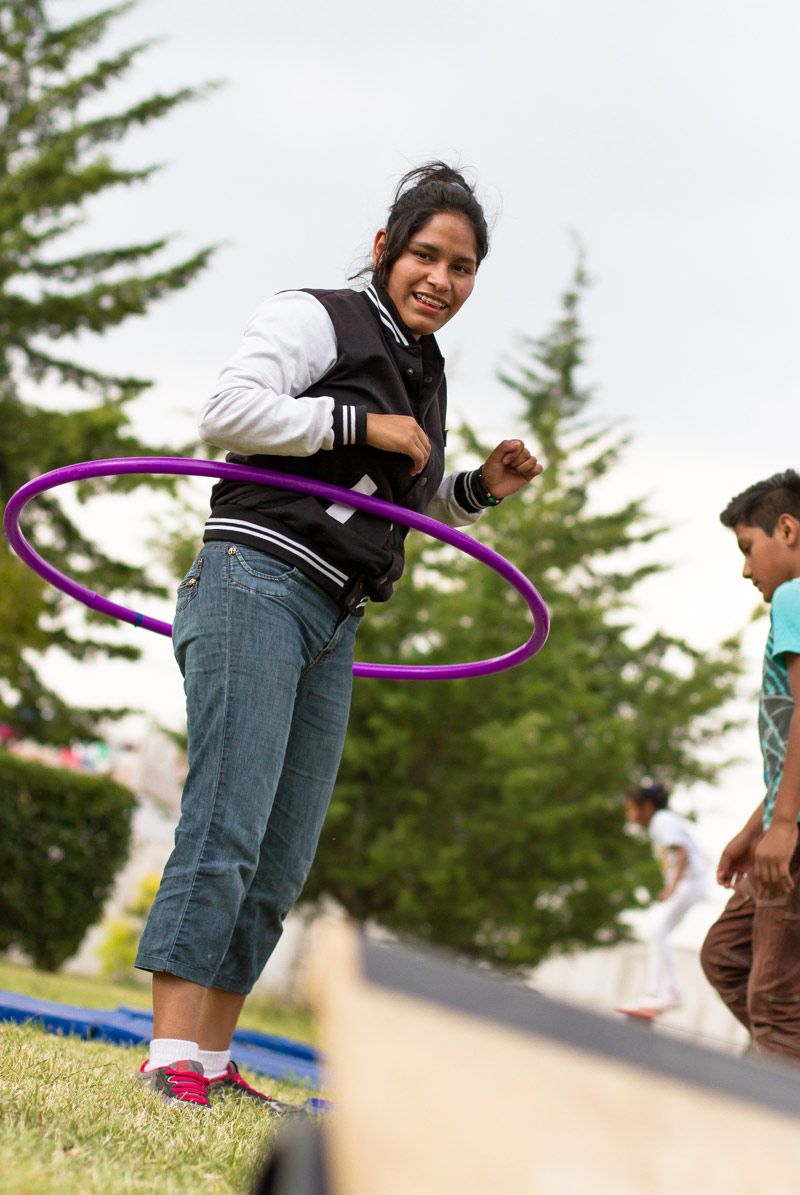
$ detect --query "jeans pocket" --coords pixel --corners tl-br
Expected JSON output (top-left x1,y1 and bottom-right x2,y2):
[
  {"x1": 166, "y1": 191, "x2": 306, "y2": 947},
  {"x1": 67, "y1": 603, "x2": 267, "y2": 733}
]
[
  {"x1": 175, "y1": 554, "x2": 204, "y2": 612},
  {"x1": 227, "y1": 545, "x2": 301, "y2": 598}
]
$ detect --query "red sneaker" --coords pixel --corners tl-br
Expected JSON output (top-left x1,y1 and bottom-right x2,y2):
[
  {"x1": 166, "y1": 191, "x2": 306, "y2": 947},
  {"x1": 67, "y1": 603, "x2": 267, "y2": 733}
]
[
  {"x1": 207, "y1": 1061, "x2": 304, "y2": 1115},
  {"x1": 137, "y1": 1059, "x2": 210, "y2": 1108}
]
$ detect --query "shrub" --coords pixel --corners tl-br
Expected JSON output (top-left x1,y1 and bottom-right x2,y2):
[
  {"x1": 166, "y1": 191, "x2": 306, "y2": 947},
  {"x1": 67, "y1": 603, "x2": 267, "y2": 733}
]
[
  {"x1": 96, "y1": 871, "x2": 160, "y2": 981},
  {"x1": 0, "y1": 753, "x2": 136, "y2": 970}
]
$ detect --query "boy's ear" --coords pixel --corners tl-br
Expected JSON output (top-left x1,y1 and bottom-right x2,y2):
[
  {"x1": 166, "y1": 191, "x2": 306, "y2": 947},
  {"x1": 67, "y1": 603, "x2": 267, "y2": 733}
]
[{"x1": 777, "y1": 513, "x2": 800, "y2": 545}]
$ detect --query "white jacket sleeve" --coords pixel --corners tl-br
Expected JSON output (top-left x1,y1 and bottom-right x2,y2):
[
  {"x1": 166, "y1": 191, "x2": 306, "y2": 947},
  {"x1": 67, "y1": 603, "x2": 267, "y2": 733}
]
[
  {"x1": 424, "y1": 473, "x2": 485, "y2": 528},
  {"x1": 199, "y1": 291, "x2": 339, "y2": 456}
]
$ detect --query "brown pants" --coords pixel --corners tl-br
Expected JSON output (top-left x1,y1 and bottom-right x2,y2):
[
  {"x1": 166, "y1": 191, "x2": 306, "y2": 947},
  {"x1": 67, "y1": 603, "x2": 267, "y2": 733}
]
[{"x1": 700, "y1": 841, "x2": 800, "y2": 1061}]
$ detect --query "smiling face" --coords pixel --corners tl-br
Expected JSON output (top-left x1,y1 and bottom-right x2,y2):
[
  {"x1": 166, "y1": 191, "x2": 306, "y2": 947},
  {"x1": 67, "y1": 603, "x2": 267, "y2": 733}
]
[
  {"x1": 373, "y1": 211, "x2": 478, "y2": 337},
  {"x1": 734, "y1": 516, "x2": 800, "y2": 602}
]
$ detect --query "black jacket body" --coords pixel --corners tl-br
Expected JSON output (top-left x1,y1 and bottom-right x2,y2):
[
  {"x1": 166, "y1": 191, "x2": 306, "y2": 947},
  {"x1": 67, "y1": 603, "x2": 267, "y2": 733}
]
[{"x1": 204, "y1": 286, "x2": 449, "y2": 608}]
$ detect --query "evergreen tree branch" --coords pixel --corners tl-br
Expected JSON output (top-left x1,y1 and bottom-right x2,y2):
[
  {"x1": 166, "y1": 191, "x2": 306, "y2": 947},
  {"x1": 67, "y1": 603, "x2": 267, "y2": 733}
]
[
  {"x1": 0, "y1": 0, "x2": 218, "y2": 744},
  {"x1": 25, "y1": 237, "x2": 171, "y2": 281},
  {"x1": 20, "y1": 346, "x2": 152, "y2": 399},
  {"x1": 5, "y1": 246, "x2": 214, "y2": 338}
]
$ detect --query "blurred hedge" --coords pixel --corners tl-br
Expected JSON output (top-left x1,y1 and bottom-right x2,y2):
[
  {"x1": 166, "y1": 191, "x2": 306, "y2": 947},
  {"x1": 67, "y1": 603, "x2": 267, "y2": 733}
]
[{"x1": 0, "y1": 753, "x2": 135, "y2": 970}]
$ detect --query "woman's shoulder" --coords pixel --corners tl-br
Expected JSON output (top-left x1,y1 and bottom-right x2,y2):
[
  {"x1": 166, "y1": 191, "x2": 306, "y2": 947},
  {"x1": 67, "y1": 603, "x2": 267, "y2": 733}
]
[
  {"x1": 299, "y1": 286, "x2": 371, "y2": 317},
  {"x1": 250, "y1": 289, "x2": 335, "y2": 318},
  {"x1": 241, "y1": 289, "x2": 339, "y2": 343},
  {"x1": 300, "y1": 285, "x2": 364, "y2": 301}
]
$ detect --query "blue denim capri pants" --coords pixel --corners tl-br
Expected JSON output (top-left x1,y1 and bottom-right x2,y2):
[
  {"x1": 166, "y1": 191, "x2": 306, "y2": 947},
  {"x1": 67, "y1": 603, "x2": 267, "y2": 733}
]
[{"x1": 135, "y1": 542, "x2": 361, "y2": 994}]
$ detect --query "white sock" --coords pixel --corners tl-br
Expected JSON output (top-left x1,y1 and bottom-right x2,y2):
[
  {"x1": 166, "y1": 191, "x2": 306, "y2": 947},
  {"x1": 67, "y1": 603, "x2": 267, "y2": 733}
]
[
  {"x1": 197, "y1": 1048, "x2": 231, "y2": 1081},
  {"x1": 145, "y1": 1038, "x2": 201, "y2": 1072}
]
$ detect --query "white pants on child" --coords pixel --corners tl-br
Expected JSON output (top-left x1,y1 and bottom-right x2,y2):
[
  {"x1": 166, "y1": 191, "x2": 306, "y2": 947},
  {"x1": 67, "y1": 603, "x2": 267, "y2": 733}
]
[{"x1": 645, "y1": 877, "x2": 707, "y2": 1003}]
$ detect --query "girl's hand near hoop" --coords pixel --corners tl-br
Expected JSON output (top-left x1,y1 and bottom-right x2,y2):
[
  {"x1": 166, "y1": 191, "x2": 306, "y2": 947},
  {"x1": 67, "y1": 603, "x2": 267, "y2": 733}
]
[
  {"x1": 366, "y1": 413, "x2": 431, "y2": 476},
  {"x1": 481, "y1": 440, "x2": 543, "y2": 500}
]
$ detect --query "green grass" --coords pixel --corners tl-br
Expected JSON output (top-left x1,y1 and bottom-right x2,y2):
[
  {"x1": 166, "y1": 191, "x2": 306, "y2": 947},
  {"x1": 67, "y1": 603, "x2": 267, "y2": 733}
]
[{"x1": 0, "y1": 960, "x2": 323, "y2": 1194}]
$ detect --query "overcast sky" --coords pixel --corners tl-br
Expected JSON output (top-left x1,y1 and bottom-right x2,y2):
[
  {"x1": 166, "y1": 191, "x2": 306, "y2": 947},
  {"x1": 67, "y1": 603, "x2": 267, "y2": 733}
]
[{"x1": 32, "y1": 0, "x2": 800, "y2": 930}]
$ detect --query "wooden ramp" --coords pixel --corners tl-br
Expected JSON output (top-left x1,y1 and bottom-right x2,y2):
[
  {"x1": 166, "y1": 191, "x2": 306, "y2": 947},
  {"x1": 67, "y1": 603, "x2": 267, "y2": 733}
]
[{"x1": 256, "y1": 921, "x2": 800, "y2": 1195}]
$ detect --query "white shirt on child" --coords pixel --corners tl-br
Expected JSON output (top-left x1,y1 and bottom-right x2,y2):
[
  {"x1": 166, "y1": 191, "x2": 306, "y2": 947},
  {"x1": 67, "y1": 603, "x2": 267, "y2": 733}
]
[{"x1": 648, "y1": 809, "x2": 708, "y2": 885}]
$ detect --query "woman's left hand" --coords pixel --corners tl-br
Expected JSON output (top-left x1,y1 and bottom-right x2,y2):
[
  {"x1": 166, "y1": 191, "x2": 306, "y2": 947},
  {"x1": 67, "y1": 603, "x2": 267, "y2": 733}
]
[{"x1": 481, "y1": 440, "x2": 543, "y2": 500}]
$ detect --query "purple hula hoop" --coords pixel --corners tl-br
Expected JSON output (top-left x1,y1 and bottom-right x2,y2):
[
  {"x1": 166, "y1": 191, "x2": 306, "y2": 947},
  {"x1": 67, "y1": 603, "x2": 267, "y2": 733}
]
[{"x1": 3, "y1": 457, "x2": 549, "y2": 680}]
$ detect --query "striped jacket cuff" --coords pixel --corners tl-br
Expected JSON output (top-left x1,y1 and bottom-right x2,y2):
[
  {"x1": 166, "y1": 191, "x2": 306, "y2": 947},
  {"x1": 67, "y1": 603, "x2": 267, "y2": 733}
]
[
  {"x1": 332, "y1": 402, "x2": 368, "y2": 447},
  {"x1": 455, "y1": 468, "x2": 495, "y2": 513}
]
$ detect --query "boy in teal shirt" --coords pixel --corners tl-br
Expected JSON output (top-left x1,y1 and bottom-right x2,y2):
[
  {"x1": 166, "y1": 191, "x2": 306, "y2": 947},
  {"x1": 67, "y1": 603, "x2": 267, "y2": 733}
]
[{"x1": 701, "y1": 469, "x2": 800, "y2": 1060}]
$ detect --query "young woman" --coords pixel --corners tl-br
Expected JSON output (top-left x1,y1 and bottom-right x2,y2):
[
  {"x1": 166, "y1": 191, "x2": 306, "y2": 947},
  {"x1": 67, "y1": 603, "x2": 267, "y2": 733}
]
[{"x1": 135, "y1": 162, "x2": 543, "y2": 1108}]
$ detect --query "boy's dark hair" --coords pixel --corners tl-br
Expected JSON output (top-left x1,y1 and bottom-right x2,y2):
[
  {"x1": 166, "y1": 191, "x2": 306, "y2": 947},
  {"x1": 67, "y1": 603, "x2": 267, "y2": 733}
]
[
  {"x1": 626, "y1": 781, "x2": 669, "y2": 810},
  {"x1": 371, "y1": 161, "x2": 490, "y2": 287},
  {"x1": 719, "y1": 469, "x2": 800, "y2": 533}
]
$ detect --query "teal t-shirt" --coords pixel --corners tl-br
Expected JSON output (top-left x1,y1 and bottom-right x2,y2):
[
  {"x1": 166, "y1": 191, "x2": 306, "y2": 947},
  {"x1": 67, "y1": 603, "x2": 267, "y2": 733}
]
[{"x1": 759, "y1": 577, "x2": 800, "y2": 829}]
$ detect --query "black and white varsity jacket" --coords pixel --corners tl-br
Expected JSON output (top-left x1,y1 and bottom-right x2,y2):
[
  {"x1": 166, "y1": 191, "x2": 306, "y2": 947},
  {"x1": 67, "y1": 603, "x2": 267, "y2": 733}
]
[{"x1": 200, "y1": 284, "x2": 493, "y2": 609}]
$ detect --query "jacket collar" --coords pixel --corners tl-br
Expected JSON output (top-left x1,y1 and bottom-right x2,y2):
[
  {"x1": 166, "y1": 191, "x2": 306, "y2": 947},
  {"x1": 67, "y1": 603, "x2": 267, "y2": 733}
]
[{"x1": 364, "y1": 282, "x2": 441, "y2": 355}]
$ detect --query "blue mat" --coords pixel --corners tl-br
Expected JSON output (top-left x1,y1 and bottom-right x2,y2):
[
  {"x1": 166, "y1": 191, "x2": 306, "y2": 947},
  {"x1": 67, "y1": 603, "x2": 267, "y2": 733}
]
[{"x1": 0, "y1": 988, "x2": 324, "y2": 1088}]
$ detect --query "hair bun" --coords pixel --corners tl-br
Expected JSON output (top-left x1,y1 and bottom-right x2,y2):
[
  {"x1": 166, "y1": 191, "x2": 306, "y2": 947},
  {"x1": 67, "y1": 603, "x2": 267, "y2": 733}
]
[{"x1": 368, "y1": 160, "x2": 489, "y2": 289}]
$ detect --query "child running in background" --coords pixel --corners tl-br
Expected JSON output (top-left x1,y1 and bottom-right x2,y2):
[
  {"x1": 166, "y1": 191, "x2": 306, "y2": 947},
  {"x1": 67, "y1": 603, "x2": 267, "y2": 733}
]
[
  {"x1": 701, "y1": 470, "x2": 800, "y2": 1062},
  {"x1": 621, "y1": 781, "x2": 708, "y2": 1015}
]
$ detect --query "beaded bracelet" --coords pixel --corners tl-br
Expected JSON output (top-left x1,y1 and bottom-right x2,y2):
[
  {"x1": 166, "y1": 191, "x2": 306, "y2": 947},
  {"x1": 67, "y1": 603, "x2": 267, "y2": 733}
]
[{"x1": 477, "y1": 467, "x2": 503, "y2": 507}]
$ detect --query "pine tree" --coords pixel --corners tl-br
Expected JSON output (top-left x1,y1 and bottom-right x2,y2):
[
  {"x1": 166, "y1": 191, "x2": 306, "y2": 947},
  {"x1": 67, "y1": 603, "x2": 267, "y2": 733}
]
[
  {"x1": 0, "y1": 0, "x2": 215, "y2": 741},
  {"x1": 305, "y1": 258, "x2": 743, "y2": 968}
]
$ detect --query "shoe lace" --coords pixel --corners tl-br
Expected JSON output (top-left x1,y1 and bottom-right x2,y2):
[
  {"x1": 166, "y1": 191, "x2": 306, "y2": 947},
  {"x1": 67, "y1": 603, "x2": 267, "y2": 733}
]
[
  {"x1": 219, "y1": 1065, "x2": 277, "y2": 1101},
  {"x1": 167, "y1": 1067, "x2": 210, "y2": 1104},
  {"x1": 228, "y1": 1069, "x2": 264, "y2": 1096}
]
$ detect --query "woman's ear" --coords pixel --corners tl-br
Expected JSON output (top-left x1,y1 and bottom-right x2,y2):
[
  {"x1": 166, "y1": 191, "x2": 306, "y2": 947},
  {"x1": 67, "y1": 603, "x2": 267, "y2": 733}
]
[{"x1": 372, "y1": 228, "x2": 387, "y2": 268}]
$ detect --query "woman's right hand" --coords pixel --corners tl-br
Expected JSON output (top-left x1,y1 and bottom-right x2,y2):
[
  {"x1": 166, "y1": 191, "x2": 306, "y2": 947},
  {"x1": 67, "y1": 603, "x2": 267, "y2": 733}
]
[{"x1": 366, "y1": 413, "x2": 431, "y2": 476}]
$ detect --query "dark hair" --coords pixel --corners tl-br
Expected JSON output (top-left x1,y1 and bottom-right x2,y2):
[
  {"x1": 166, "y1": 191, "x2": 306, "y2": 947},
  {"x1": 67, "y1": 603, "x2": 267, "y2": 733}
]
[
  {"x1": 371, "y1": 161, "x2": 489, "y2": 288},
  {"x1": 720, "y1": 469, "x2": 800, "y2": 533},
  {"x1": 625, "y1": 781, "x2": 669, "y2": 810}
]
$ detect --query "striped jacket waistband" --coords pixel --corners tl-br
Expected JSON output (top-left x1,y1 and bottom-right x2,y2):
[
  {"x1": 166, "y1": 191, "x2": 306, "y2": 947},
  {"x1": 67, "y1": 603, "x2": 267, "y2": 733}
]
[{"x1": 203, "y1": 516, "x2": 370, "y2": 610}]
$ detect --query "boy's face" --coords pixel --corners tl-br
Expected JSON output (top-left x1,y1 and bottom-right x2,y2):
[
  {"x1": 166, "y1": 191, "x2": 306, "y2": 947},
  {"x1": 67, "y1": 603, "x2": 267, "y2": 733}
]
[{"x1": 734, "y1": 517, "x2": 800, "y2": 602}]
